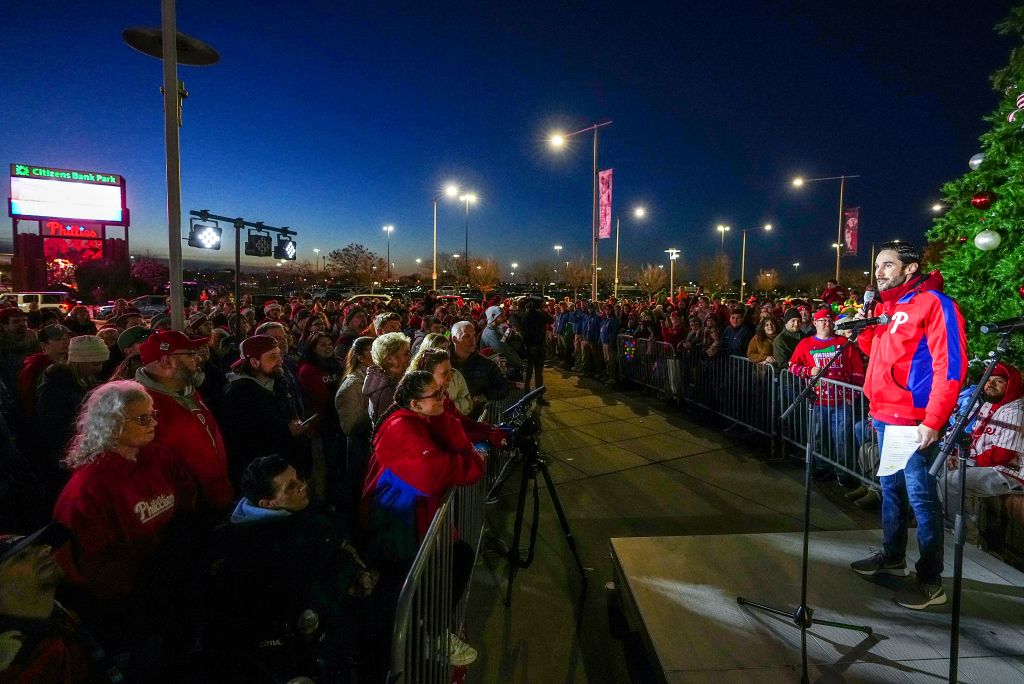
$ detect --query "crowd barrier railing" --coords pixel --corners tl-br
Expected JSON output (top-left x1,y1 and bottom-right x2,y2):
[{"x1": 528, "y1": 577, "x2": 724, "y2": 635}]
[
  {"x1": 616, "y1": 334, "x2": 680, "y2": 398},
  {"x1": 676, "y1": 351, "x2": 778, "y2": 439},
  {"x1": 777, "y1": 370, "x2": 879, "y2": 488},
  {"x1": 389, "y1": 388, "x2": 522, "y2": 683},
  {"x1": 627, "y1": 347, "x2": 879, "y2": 486}
]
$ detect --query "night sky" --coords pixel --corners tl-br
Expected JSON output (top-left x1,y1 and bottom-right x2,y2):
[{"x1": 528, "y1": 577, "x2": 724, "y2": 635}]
[{"x1": 0, "y1": 1, "x2": 1014, "y2": 281}]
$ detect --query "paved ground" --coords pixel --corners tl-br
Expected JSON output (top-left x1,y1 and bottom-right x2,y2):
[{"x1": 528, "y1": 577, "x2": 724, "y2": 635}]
[{"x1": 465, "y1": 369, "x2": 877, "y2": 683}]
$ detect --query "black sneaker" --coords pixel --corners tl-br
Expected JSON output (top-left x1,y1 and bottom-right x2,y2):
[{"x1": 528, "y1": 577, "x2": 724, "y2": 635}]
[
  {"x1": 894, "y1": 575, "x2": 946, "y2": 610},
  {"x1": 850, "y1": 550, "x2": 909, "y2": 577}
]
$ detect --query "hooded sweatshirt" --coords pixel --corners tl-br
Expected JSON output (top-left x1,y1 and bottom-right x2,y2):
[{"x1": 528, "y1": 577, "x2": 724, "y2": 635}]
[
  {"x1": 970, "y1": 363, "x2": 1024, "y2": 484},
  {"x1": 858, "y1": 271, "x2": 967, "y2": 430},
  {"x1": 362, "y1": 365, "x2": 397, "y2": 425}
]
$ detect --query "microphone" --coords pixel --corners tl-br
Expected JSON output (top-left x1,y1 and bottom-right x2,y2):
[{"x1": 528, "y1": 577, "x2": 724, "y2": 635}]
[
  {"x1": 835, "y1": 314, "x2": 891, "y2": 332},
  {"x1": 979, "y1": 317, "x2": 1024, "y2": 334}
]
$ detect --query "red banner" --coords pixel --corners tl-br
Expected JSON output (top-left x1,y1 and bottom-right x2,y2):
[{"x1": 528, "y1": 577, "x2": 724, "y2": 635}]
[
  {"x1": 598, "y1": 168, "x2": 613, "y2": 239},
  {"x1": 843, "y1": 206, "x2": 859, "y2": 257}
]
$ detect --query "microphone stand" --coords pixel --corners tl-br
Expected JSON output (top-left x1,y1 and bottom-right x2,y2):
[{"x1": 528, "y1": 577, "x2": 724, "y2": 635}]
[
  {"x1": 927, "y1": 331, "x2": 1014, "y2": 683},
  {"x1": 737, "y1": 327, "x2": 872, "y2": 684}
]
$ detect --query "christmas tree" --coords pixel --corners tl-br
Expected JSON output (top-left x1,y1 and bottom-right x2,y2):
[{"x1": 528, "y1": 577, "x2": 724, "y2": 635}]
[{"x1": 928, "y1": 6, "x2": 1024, "y2": 364}]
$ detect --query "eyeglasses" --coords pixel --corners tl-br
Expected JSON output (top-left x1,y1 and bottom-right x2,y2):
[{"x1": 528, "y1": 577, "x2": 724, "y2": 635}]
[
  {"x1": 126, "y1": 410, "x2": 159, "y2": 426},
  {"x1": 416, "y1": 388, "x2": 446, "y2": 401}
]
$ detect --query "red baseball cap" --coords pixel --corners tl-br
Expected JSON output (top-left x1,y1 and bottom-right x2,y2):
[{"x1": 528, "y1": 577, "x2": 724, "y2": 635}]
[
  {"x1": 813, "y1": 309, "x2": 834, "y2": 321},
  {"x1": 139, "y1": 330, "x2": 207, "y2": 364},
  {"x1": 231, "y1": 334, "x2": 279, "y2": 369}
]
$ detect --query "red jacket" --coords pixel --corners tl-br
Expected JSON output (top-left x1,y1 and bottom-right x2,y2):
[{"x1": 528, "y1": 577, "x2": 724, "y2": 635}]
[
  {"x1": 971, "y1": 363, "x2": 1024, "y2": 472},
  {"x1": 361, "y1": 408, "x2": 484, "y2": 558},
  {"x1": 858, "y1": 271, "x2": 967, "y2": 430},
  {"x1": 53, "y1": 444, "x2": 196, "y2": 599},
  {"x1": 137, "y1": 371, "x2": 233, "y2": 512},
  {"x1": 16, "y1": 352, "x2": 53, "y2": 417}
]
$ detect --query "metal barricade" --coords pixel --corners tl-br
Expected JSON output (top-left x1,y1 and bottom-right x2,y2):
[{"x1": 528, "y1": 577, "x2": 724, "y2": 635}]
[
  {"x1": 389, "y1": 388, "x2": 522, "y2": 683},
  {"x1": 615, "y1": 334, "x2": 680, "y2": 398},
  {"x1": 389, "y1": 490, "x2": 455, "y2": 684},
  {"x1": 777, "y1": 370, "x2": 878, "y2": 487},
  {"x1": 677, "y1": 352, "x2": 778, "y2": 438}
]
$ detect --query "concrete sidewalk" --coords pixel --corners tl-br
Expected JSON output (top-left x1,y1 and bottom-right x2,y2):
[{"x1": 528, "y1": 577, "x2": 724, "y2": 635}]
[{"x1": 465, "y1": 369, "x2": 872, "y2": 683}]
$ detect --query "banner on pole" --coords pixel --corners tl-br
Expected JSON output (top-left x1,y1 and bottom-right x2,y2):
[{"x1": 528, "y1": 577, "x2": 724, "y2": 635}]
[
  {"x1": 843, "y1": 206, "x2": 859, "y2": 257},
  {"x1": 598, "y1": 168, "x2": 613, "y2": 239}
]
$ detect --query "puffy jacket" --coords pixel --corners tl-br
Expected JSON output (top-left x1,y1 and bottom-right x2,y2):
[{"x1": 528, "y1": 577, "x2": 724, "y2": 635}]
[
  {"x1": 859, "y1": 271, "x2": 967, "y2": 430},
  {"x1": 360, "y1": 408, "x2": 484, "y2": 564}
]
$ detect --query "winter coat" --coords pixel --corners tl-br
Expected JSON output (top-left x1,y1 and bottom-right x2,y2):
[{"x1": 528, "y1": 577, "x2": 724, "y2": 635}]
[
  {"x1": 746, "y1": 335, "x2": 775, "y2": 364},
  {"x1": 362, "y1": 365, "x2": 398, "y2": 425},
  {"x1": 336, "y1": 367, "x2": 370, "y2": 436},
  {"x1": 360, "y1": 408, "x2": 484, "y2": 564},
  {"x1": 135, "y1": 368, "x2": 233, "y2": 512},
  {"x1": 858, "y1": 271, "x2": 967, "y2": 430},
  {"x1": 221, "y1": 372, "x2": 297, "y2": 485}
]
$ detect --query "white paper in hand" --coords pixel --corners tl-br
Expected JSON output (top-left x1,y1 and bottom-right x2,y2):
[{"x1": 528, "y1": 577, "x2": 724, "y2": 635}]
[{"x1": 876, "y1": 425, "x2": 920, "y2": 477}]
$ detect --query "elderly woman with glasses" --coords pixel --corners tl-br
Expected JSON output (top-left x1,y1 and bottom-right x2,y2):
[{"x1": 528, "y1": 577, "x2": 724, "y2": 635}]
[{"x1": 53, "y1": 380, "x2": 197, "y2": 604}]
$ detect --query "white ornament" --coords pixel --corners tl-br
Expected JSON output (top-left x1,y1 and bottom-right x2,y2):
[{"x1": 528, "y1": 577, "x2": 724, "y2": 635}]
[
  {"x1": 974, "y1": 229, "x2": 1002, "y2": 251},
  {"x1": 969, "y1": 153, "x2": 985, "y2": 170}
]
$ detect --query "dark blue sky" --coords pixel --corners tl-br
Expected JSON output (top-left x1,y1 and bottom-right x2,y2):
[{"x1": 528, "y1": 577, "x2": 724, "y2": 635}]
[{"x1": 1, "y1": 1, "x2": 1013, "y2": 280}]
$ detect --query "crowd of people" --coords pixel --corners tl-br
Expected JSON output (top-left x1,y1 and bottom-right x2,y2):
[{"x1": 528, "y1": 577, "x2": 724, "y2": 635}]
[{"x1": 2, "y1": 239, "x2": 1024, "y2": 680}]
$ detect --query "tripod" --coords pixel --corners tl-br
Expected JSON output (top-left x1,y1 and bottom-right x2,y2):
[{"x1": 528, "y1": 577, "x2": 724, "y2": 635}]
[
  {"x1": 926, "y1": 330, "x2": 1014, "y2": 683},
  {"x1": 737, "y1": 331, "x2": 872, "y2": 684},
  {"x1": 501, "y1": 416, "x2": 587, "y2": 606}
]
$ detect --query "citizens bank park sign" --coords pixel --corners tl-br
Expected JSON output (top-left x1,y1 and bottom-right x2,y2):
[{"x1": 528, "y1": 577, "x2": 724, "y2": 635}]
[{"x1": 8, "y1": 163, "x2": 129, "y2": 225}]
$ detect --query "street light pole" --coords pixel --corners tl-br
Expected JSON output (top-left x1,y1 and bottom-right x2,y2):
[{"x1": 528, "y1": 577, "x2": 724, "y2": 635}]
[
  {"x1": 549, "y1": 120, "x2": 612, "y2": 301},
  {"x1": 791, "y1": 174, "x2": 860, "y2": 282},
  {"x1": 616, "y1": 206, "x2": 646, "y2": 299},
  {"x1": 665, "y1": 248, "x2": 680, "y2": 302},
  {"x1": 459, "y1": 193, "x2": 477, "y2": 288},
  {"x1": 313, "y1": 247, "x2": 320, "y2": 277},
  {"x1": 383, "y1": 225, "x2": 394, "y2": 282},
  {"x1": 433, "y1": 184, "x2": 459, "y2": 292},
  {"x1": 739, "y1": 224, "x2": 772, "y2": 302}
]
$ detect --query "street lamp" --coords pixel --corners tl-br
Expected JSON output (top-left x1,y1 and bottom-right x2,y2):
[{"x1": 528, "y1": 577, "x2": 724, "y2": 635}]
[
  {"x1": 791, "y1": 174, "x2": 861, "y2": 280},
  {"x1": 511, "y1": 262, "x2": 518, "y2": 283},
  {"x1": 793, "y1": 262, "x2": 800, "y2": 270},
  {"x1": 549, "y1": 120, "x2": 612, "y2": 300},
  {"x1": 459, "y1": 193, "x2": 477, "y2": 284},
  {"x1": 382, "y1": 225, "x2": 394, "y2": 281},
  {"x1": 313, "y1": 247, "x2": 320, "y2": 277},
  {"x1": 739, "y1": 223, "x2": 772, "y2": 302},
  {"x1": 431, "y1": 183, "x2": 460, "y2": 291},
  {"x1": 614, "y1": 205, "x2": 647, "y2": 298},
  {"x1": 931, "y1": 203, "x2": 944, "y2": 213},
  {"x1": 665, "y1": 248, "x2": 680, "y2": 302},
  {"x1": 452, "y1": 253, "x2": 460, "y2": 286},
  {"x1": 717, "y1": 224, "x2": 731, "y2": 250}
]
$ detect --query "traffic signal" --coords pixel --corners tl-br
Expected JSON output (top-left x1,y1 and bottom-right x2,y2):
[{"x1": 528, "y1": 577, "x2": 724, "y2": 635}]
[
  {"x1": 187, "y1": 220, "x2": 221, "y2": 250},
  {"x1": 274, "y1": 236, "x2": 297, "y2": 260}
]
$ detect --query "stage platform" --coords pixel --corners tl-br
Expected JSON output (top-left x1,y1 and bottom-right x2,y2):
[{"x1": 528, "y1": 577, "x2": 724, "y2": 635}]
[{"x1": 610, "y1": 529, "x2": 1024, "y2": 683}]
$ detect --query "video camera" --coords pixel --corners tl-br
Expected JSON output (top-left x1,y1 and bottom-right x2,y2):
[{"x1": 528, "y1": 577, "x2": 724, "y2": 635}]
[{"x1": 498, "y1": 386, "x2": 546, "y2": 454}]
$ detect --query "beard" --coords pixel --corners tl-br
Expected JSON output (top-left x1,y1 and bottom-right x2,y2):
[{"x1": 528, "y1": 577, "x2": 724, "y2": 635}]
[
  {"x1": 176, "y1": 366, "x2": 205, "y2": 387},
  {"x1": 983, "y1": 388, "x2": 1005, "y2": 403},
  {"x1": 877, "y1": 271, "x2": 910, "y2": 292}
]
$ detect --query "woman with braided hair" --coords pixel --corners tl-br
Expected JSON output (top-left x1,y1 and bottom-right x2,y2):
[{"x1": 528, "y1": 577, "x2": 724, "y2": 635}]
[{"x1": 359, "y1": 370, "x2": 483, "y2": 666}]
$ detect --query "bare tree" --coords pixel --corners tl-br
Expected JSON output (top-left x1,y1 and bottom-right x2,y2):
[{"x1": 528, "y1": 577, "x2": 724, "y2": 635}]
[
  {"x1": 523, "y1": 260, "x2": 553, "y2": 288},
  {"x1": 563, "y1": 257, "x2": 590, "y2": 298},
  {"x1": 697, "y1": 253, "x2": 731, "y2": 292},
  {"x1": 328, "y1": 243, "x2": 385, "y2": 289},
  {"x1": 468, "y1": 258, "x2": 501, "y2": 297},
  {"x1": 638, "y1": 263, "x2": 667, "y2": 298},
  {"x1": 754, "y1": 268, "x2": 779, "y2": 293}
]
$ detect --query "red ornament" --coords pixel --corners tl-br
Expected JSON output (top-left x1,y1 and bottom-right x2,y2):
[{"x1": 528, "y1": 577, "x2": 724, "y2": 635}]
[
  {"x1": 1019, "y1": 285, "x2": 1024, "y2": 299},
  {"x1": 958, "y1": 236, "x2": 968, "y2": 243},
  {"x1": 971, "y1": 191, "x2": 996, "y2": 210}
]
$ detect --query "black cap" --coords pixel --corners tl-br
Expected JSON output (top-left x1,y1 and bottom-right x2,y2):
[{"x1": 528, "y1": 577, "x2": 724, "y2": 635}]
[{"x1": 0, "y1": 523, "x2": 70, "y2": 564}]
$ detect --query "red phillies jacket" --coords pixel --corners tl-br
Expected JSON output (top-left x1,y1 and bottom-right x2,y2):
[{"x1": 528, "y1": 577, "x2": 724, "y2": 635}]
[
  {"x1": 858, "y1": 271, "x2": 967, "y2": 430},
  {"x1": 136, "y1": 370, "x2": 233, "y2": 512}
]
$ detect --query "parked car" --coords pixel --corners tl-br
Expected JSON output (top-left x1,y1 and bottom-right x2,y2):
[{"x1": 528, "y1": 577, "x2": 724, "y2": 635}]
[
  {"x1": 3, "y1": 292, "x2": 75, "y2": 314},
  {"x1": 96, "y1": 294, "x2": 168, "y2": 320},
  {"x1": 344, "y1": 294, "x2": 392, "y2": 306},
  {"x1": 438, "y1": 286, "x2": 457, "y2": 295}
]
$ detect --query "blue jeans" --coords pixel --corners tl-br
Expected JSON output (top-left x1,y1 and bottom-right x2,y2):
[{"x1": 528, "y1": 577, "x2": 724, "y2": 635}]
[
  {"x1": 876, "y1": 421, "x2": 944, "y2": 584},
  {"x1": 813, "y1": 403, "x2": 851, "y2": 471}
]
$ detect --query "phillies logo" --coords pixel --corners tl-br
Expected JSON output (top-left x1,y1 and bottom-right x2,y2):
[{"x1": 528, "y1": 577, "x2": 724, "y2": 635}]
[{"x1": 889, "y1": 311, "x2": 910, "y2": 334}]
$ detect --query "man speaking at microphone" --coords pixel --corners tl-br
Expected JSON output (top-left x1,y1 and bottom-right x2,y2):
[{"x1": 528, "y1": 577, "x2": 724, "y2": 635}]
[{"x1": 849, "y1": 240, "x2": 967, "y2": 610}]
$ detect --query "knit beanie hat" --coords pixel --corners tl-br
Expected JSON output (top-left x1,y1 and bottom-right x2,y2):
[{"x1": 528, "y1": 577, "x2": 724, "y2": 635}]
[{"x1": 68, "y1": 335, "x2": 110, "y2": 363}]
